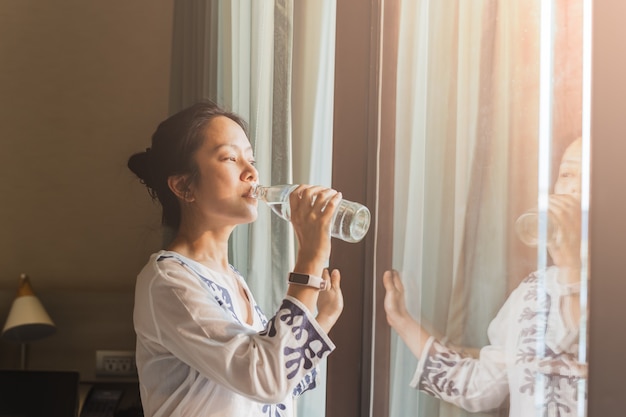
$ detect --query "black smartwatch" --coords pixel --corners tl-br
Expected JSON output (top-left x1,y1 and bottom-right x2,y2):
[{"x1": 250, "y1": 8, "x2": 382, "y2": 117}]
[{"x1": 288, "y1": 272, "x2": 328, "y2": 290}]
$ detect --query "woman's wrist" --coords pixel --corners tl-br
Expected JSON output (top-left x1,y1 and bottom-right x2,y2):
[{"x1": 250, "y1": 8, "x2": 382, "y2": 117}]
[
  {"x1": 388, "y1": 311, "x2": 413, "y2": 333},
  {"x1": 557, "y1": 266, "x2": 582, "y2": 284},
  {"x1": 286, "y1": 284, "x2": 320, "y2": 313},
  {"x1": 293, "y1": 258, "x2": 326, "y2": 276},
  {"x1": 315, "y1": 313, "x2": 338, "y2": 334}
]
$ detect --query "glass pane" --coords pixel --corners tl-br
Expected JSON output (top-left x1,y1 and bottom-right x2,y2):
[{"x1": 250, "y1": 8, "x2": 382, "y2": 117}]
[{"x1": 385, "y1": 1, "x2": 590, "y2": 416}]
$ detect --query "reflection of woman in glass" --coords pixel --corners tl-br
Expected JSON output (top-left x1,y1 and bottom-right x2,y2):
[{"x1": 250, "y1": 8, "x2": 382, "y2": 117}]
[{"x1": 383, "y1": 138, "x2": 586, "y2": 416}]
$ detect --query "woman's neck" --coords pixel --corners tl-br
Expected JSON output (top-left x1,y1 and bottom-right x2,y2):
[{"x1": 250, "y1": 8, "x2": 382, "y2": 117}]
[{"x1": 167, "y1": 228, "x2": 231, "y2": 273}]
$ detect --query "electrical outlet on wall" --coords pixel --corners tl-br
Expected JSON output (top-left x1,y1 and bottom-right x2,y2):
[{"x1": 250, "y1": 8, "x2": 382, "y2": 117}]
[{"x1": 96, "y1": 350, "x2": 137, "y2": 376}]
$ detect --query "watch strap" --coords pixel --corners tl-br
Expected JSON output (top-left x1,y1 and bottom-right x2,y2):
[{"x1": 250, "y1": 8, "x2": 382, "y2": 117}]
[{"x1": 288, "y1": 272, "x2": 328, "y2": 290}]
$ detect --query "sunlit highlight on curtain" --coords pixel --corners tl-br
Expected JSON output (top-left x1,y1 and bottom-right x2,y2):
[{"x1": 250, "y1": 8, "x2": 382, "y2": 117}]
[{"x1": 577, "y1": 0, "x2": 592, "y2": 414}]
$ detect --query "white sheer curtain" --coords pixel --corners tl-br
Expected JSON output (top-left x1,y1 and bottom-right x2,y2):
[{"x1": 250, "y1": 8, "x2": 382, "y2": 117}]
[{"x1": 168, "y1": 1, "x2": 336, "y2": 416}]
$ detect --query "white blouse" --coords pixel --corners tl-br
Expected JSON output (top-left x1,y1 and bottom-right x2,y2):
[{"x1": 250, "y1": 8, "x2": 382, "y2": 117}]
[
  {"x1": 411, "y1": 266, "x2": 587, "y2": 417},
  {"x1": 134, "y1": 250, "x2": 335, "y2": 417}
]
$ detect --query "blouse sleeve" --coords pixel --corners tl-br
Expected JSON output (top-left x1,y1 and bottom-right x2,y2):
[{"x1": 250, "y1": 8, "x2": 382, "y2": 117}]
[
  {"x1": 409, "y1": 287, "x2": 520, "y2": 413},
  {"x1": 137, "y1": 259, "x2": 335, "y2": 404},
  {"x1": 410, "y1": 338, "x2": 509, "y2": 412}
]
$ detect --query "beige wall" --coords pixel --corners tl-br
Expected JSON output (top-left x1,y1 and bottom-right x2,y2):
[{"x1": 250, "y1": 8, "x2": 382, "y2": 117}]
[{"x1": 0, "y1": 1, "x2": 173, "y2": 378}]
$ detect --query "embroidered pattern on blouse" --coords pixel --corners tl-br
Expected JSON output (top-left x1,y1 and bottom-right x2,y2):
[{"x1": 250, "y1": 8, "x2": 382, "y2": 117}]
[
  {"x1": 261, "y1": 299, "x2": 333, "y2": 380},
  {"x1": 417, "y1": 271, "x2": 582, "y2": 416},
  {"x1": 417, "y1": 340, "x2": 468, "y2": 398},
  {"x1": 258, "y1": 301, "x2": 327, "y2": 416},
  {"x1": 292, "y1": 368, "x2": 318, "y2": 397},
  {"x1": 229, "y1": 264, "x2": 269, "y2": 326},
  {"x1": 261, "y1": 402, "x2": 287, "y2": 417},
  {"x1": 255, "y1": 305, "x2": 269, "y2": 327},
  {"x1": 515, "y1": 272, "x2": 581, "y2": 416},
  {"x1": 258, "y1": 368, "x2": 318, "y2": 416},
  {"x1": 157, "y1": 255, "x2": 261, "y2": 326}
]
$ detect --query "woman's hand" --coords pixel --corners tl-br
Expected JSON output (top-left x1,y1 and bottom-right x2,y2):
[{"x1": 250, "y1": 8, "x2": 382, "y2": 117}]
[
  {"x1": 547, "y1": 194, "x2": 582, "y2": 273},
  {"x1": 286, "y1": 185, "x2": 341, "y2": 315},
  {"x1": 383, "y1": 269, "x2": 432, "y2": 358},
  {"x1": 383, "y1": 269, "x2": 411, "y2": 330},
  {"x1": 316, "y1": 269, "x2": 344, "y2": 333},
  {"x1": 289, "y1": 185, "x2": 341, "y2": 275},
  {"x1": 547, "y1": 194, "x2": 583, "y2": 327}
]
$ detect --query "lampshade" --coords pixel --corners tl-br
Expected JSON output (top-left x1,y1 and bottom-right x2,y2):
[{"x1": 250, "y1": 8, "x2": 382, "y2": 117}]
[{"x1": 2, "y1": 273, "x2": 56, "y2": 342}]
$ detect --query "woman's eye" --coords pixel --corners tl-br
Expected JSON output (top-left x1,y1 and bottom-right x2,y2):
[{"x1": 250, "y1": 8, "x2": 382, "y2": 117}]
[{"x1": 249, "y1": 160, "x2": 256, "y2": 166}]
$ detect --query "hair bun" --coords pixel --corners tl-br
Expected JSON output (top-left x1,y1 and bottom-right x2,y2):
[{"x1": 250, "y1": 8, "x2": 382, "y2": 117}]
[{"x1": 127, "y1": 149, "x2": 157, "y2": 190}]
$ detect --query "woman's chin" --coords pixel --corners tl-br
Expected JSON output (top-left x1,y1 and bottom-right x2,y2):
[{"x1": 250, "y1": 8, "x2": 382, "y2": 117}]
[{"x1": 244, "y1": 210, "x2": 258, "y2": 224}]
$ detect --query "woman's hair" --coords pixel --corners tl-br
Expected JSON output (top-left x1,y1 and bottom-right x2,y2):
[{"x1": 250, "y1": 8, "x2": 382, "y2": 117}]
[{"x1": 128, "y1": 100, "x2": 248, "y2": 230}]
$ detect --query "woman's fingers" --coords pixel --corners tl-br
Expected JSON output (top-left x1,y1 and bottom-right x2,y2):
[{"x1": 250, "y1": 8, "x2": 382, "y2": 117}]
[
  {"x1": 291, "y1": 185, "x2": 341, "y2": 218},
  {"x1": 316, "y1": 268, "x2": 344, "y2": 332},
  {"x1": 320, "y1": 268, "x2": 342, "y2": 294},
  {"x1": 383, "y1": 269, "x2": 404, "y2": 294}
]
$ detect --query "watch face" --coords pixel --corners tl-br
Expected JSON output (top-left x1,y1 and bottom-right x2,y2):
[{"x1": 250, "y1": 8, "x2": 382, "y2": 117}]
[{"x1": 289, "y1": 273, "x2": 309, "y2": 284}]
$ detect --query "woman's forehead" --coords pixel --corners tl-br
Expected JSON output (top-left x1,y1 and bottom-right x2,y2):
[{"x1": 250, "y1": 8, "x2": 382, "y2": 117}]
[
  {"x1": 562, "y1": 139, "x2": 582, "y2": 163},
  {"x1": 202, "y1": 116, "x2": 250, "y2": 149}
]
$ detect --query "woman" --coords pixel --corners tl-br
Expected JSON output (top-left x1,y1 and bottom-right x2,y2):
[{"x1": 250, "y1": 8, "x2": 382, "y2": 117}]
[
  {"x1": 383, "y1": 138, "x2": 586, "y2": 416},
  {"x1": 128, "y1": 101, "x2": 344, "y2": 416}
]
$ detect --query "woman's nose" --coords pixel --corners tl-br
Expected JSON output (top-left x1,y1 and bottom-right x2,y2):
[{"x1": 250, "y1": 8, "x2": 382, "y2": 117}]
[
  {"x1": 243, "y1": 164, "x2": 258, "y2": 182},
  {"x1": 568, "y1": 182, "x2": 582, "y2": 198}
]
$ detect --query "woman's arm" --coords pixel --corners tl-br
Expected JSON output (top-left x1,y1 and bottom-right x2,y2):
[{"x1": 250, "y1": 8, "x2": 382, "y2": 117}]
[
  {"x1": 383, "y1": 269, "x2": 510, "y2": 412},
  {"x1": 287, "y1": 185, "x2": 344, "y2": 333}
]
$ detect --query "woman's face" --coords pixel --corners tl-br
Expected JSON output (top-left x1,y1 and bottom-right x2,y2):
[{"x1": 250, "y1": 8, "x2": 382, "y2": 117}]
[
  {"x1": 554, "y1": 138, "x2": 582, "y2": 199},
  {"x1": 187, "y1": 115, "x2": 259, "y2": 225}
]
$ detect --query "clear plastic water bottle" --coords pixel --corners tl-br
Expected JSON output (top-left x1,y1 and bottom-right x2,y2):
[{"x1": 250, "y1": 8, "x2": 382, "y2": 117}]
[
  {"x1": 514, "y1": 209, "x2": 561, "y2": 247},
  {"x1": 251, "y1": 184, "x2": 371, "y2": 243}
]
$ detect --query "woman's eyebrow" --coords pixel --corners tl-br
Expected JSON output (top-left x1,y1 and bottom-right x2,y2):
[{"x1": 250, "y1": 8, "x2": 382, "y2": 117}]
[
  {"x1": 560, "y1": 159, "x2": 580, "y2": 167},
  {"x1": 211, "y1": 143, "x2": 253, "y2": 153}
]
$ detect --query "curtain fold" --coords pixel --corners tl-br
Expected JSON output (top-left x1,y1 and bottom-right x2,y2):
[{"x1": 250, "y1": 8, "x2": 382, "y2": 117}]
[{"x1": 291, "y1": 1, "x2": 336, "y2": 187}]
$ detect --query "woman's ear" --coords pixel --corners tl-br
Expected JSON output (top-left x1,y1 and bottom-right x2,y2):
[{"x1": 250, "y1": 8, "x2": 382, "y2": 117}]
[{"x1": 167, "y1": 175, "x2": 195, "y2": 202}]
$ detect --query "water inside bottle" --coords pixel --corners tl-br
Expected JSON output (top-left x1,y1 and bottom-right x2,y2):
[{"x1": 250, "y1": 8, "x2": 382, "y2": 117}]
[
  {"x1": 253, "y1": 183, "x2": 370, "y2": 243},
  {"x1": 266, "y1": 202, "x2": 291, "y2": 221},
  {"x1": 514, "y1": 210, "x2": 559, "y2": 247},
  {"x1": 331, "y1": 200, "x2": 370, "y2": 243},
  {"x1": 266, "y1": 200, "x2": 369, "y2": 242}
]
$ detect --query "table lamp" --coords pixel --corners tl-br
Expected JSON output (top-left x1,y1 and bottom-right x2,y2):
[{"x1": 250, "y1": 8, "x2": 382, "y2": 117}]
[{"x1": 2, "y1": 273, "x2": 56, "y2": 369}]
